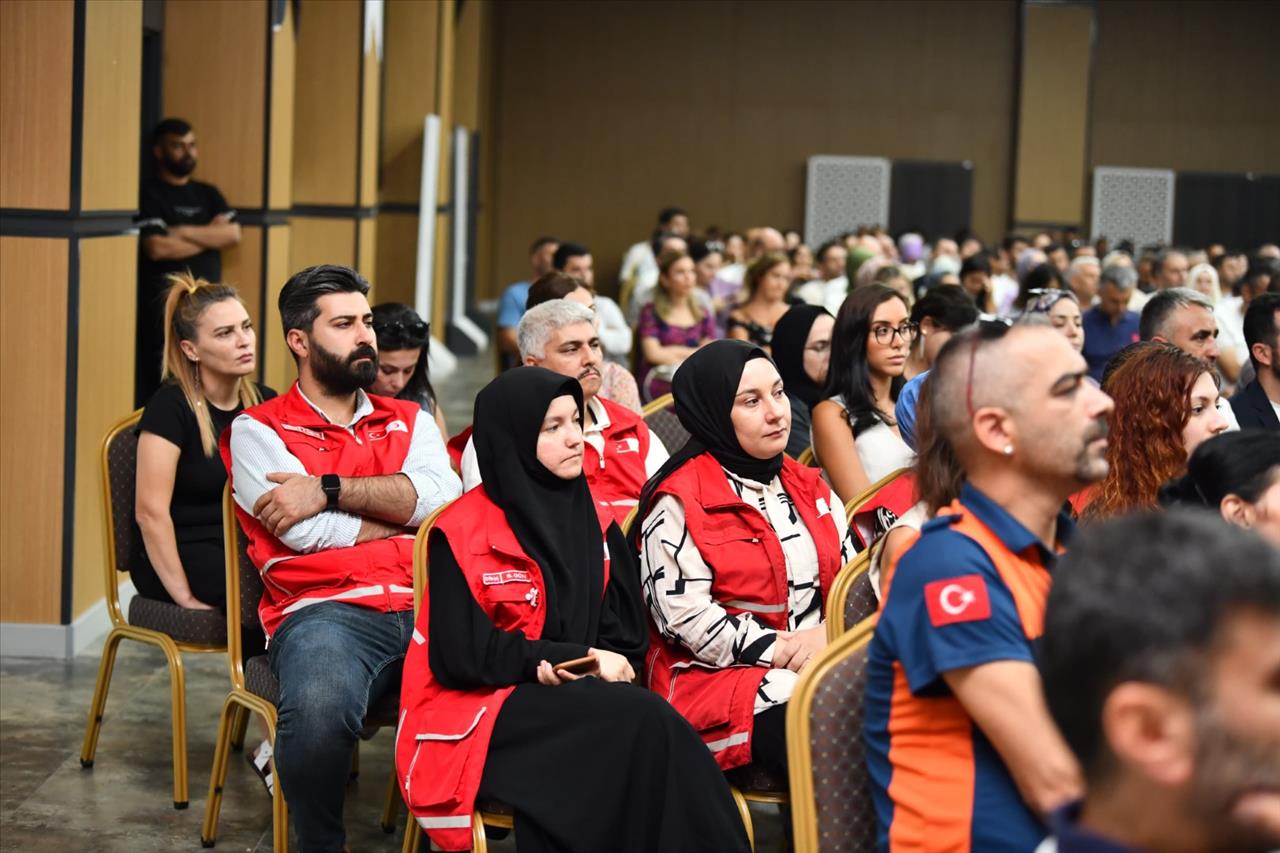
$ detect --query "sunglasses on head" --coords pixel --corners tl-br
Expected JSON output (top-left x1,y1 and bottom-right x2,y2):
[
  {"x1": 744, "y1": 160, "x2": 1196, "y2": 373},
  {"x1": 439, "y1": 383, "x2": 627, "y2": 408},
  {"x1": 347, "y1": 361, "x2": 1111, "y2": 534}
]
[
  {"x1": 965, "y1": 315, "x2": 1014, "y2": 419},
  {"x1": 373, "y1": 318, "x2": 429, "y2": 339},
  {"x1": 1025, "y1": 288, "x2": 1078, "y2": 314}
]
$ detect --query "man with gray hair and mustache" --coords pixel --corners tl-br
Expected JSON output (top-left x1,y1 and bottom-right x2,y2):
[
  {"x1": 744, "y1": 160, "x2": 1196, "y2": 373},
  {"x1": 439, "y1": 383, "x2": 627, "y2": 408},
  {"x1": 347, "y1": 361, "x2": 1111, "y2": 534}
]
[{"x1": 460, "y1": 300, "x2": 668, "y2": 524}]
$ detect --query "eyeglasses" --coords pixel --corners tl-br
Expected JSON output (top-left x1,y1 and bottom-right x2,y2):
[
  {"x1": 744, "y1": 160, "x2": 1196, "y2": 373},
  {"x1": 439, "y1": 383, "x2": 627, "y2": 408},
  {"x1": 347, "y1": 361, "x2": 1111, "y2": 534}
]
[
  {"x1": 1025, "y1": 288, "x2": 1078, "y2": 314},
  {"x1": 373, "y1": 318, "x2": 429, "y2": 339},
  {"x1": 965, "y1": 315, "x2": 1014, "y2": 419},
  {"x1": 871, "y1": 322, "x2": 919, "y2": 345}
]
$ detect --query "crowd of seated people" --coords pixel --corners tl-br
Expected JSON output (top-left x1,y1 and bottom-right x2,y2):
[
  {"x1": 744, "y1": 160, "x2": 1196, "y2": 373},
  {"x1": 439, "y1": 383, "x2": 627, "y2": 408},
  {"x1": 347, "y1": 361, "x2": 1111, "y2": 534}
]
[{"x1": 122, "y1": 204, "x2": 1280, "y2": 853}]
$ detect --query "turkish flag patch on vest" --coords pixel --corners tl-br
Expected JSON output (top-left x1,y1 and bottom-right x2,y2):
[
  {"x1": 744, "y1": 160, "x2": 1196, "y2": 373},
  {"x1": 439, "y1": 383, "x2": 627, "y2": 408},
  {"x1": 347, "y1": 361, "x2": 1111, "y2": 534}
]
[{"x1": 924, "y1": 574, "x2": 992, "y2": 626}]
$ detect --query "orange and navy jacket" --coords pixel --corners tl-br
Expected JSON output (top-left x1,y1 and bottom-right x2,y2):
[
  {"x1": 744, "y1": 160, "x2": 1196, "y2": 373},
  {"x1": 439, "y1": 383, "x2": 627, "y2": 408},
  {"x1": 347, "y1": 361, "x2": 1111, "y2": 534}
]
[
  {"x1": 218, "y1": 385, "x2": 424, "y2": 638},
  {"x1": 395, "y1": 488, "x2": 612, "y2": 851},
  {"x1": 642, "y1": 452, "x2": 845, "y2": 770},
  {"x1": 864, "y1": 482, "x2": 1071, "y2": 852}
]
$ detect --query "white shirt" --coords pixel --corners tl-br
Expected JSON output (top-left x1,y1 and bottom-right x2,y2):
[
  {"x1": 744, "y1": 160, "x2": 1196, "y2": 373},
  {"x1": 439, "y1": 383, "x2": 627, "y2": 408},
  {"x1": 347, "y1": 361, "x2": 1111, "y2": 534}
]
[
  {"x1": 461, "y1": 395, "x2": 669, "y2": 492},
  {"x1": 620, "y1": 240, "x2": 657, "y2": 290},
  {"x1": 592, "y1": 294, "x2": 632, "y2": 361},
  {"x1": 1216, "y1": 295, "x2": 1248, "y2": 366},
  {"x1": 795, "y1": 275, "x2": 848, "y2": 315},
  {"x1": 228, "y1": 386, "x2": 461, "y2": 554}
]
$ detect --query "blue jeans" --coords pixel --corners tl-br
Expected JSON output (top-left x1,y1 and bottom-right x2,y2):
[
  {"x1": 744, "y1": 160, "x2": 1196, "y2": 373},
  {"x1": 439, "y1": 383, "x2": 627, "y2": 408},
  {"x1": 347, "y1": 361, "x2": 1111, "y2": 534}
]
[{"x1": 269, "y1": 602, "x2": 414, "y2": 853}]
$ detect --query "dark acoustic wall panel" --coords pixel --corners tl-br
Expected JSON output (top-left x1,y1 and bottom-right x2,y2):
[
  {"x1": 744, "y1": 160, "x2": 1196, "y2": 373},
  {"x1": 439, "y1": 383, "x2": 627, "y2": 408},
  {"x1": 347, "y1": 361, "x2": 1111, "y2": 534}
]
[
  {"x1": 889, "y1": 160, "x2": 974, "y2": 240},
  {"x1": 1174, "y1": 172, "x2": 1280, "y2": 252}
]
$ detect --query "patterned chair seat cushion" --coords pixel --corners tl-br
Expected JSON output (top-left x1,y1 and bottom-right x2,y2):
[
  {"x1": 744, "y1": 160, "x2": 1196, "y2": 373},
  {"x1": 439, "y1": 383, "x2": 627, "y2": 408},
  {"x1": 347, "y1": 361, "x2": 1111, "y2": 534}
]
[
  {"x1": 128, "y1": 595, "x2": 227, "y2": 646},
  {"x1": 244, "y1": 655, "x2": 279, "y2": 706},
  {"x1": 725, "y1": 762, "x2": 788, "y2": 794}
]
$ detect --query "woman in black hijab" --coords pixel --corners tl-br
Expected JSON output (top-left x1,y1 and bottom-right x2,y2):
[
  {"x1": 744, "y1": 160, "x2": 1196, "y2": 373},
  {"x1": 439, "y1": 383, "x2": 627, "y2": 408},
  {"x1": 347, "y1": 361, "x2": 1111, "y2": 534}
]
[
  {"x1": 636, "y1": 341, "x2": 850, "y2": 781},
  {"x1": 398, "y1": 367, "x2": 748, "y2": 853},
  {"x1": 769, "y1": 304, "x2": 834, "y2": 458}
]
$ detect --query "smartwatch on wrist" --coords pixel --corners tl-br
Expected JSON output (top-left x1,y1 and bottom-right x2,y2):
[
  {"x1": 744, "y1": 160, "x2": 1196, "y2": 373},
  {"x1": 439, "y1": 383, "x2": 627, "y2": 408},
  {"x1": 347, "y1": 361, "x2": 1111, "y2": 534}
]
[{"x1": 321, "y1": 474, "x2": 341, "y2": 511}]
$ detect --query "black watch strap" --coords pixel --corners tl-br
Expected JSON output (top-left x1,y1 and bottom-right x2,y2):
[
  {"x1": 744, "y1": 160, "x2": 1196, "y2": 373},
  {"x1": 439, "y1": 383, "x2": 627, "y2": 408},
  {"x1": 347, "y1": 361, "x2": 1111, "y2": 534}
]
[{"x1": 321, "y1": 474, "x2": 341, "y2": 511}]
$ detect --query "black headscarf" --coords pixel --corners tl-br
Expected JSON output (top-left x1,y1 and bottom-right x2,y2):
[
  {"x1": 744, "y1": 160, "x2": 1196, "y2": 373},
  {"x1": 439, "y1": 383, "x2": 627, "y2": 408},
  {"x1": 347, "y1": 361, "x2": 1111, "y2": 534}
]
[
  {"x1": 634, "y1": 340, "x2": 783, "y2": 542},
  {"x1": 771, "y1": 304, "x2": 832, "y2": 409},
  {"x1": 473, "y1": 367, "x2": 602, "y2": 643}
]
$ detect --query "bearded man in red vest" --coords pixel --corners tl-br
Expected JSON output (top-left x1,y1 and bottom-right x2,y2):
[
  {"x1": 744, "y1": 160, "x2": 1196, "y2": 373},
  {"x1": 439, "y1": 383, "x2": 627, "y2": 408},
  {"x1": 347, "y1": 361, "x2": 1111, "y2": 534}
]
[
  {"x1": 222, "y1": 264, "x2": 461, "y2": 852},
  {"x1": 460, "y1": 299, "x2": 668, "y2": 526}
]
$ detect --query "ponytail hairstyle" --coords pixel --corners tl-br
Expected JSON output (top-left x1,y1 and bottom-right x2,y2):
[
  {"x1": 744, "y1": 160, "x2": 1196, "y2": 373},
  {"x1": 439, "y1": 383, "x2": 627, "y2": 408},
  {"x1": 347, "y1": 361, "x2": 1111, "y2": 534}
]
[
  {"x1": 1159, "y1": 431, "x2": 1280, "y2": 509},
  {"x1": 161, "y1": 272, "x2": 262, "y2": 456}
]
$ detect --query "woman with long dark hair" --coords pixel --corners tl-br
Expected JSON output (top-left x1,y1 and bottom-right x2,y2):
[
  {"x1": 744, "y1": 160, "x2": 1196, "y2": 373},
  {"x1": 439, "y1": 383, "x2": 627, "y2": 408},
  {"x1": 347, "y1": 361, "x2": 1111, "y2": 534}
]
[
  {"x1": 369, "y1": 302, "x2": 446, "y2": 436},
  {"x1": 134, "y1": 273, "x2": 272, "y2": 610},
  {"x1": 1159, "y1": 430, "x2": 1280, "y2": 545},
  {"x1": 812, "y1": 284, "x2": 916, "y2": 500},
  {"x1": 397, "y1": 367, "x2": 748, "y2": 853},
  {"x1": 1083, "y1": 342, "x2": 1229, "y2": 520}
]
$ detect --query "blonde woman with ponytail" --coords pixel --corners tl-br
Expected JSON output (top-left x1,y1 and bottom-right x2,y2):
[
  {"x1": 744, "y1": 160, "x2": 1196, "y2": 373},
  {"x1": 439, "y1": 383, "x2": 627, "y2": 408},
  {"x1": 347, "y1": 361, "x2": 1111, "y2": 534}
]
[{"x1": 134, "y1": 273, "x2": 275, "y2": 610}]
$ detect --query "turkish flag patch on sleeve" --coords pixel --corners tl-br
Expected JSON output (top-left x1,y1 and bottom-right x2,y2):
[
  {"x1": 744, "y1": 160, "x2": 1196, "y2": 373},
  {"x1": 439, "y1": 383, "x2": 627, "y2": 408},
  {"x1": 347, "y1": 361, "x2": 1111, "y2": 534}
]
[{"x1": 924, "y1": 574, "x2": 992, "y2": 627}]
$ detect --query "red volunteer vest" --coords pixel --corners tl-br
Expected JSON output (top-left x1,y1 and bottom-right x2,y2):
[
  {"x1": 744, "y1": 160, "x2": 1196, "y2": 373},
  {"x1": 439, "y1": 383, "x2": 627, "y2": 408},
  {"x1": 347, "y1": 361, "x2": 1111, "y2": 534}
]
[
  {"x1": 396, "y1": 488, "x2": 612, "y2": 852},
  {"x1": 584, "y1": 396, "x2": 652, "y2": 526},
  {"x1": 218, "y1": 384, "x2": 421, "y2": 638},
  {"x1": 643, "y1": 453, "x2": 845, "y2": 770}
]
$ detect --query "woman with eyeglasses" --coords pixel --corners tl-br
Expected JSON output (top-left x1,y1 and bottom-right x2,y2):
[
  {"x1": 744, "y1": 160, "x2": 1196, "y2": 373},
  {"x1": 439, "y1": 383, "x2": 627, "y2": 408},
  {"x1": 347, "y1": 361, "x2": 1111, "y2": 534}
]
[
  {"x1": 770, "y1": 304, "x2": 834, "y2": 458},
  {"x1": 1022, "y1": 288, "x2": 1085, "y2": 352},
  {"x1": 812, "y1": 285, "x2": 917, "y2": 501},
  {"x1": 369, "y1": 303, "x2": 446, "y2": 437}
]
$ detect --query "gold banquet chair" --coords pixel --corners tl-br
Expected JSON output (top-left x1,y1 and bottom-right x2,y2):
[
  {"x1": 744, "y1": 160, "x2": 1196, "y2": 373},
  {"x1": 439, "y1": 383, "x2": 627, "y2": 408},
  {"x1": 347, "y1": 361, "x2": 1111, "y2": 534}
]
[
  {"x1": 824, "y1": 551, "x2": 879, "y2": 643},
  {"x1": 201, "y1": 486, "x2": 401, "y2": 852},
  {"x1": 641, "y1": 393, "x2": 690, "y2": 451},
  {"x1": 80, "y1": 410, "x2": 228, "y2": 810},
  {"x1": 787, "y1": 617, "x2": 878, "y2": 853}
]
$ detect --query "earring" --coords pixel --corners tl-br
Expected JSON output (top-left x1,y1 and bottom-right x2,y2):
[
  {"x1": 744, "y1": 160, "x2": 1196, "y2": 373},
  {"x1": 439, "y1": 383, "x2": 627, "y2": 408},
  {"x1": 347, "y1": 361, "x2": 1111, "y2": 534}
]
[{"x1": 1003, "y1": 445, "x2": 1014, "y2": 456}]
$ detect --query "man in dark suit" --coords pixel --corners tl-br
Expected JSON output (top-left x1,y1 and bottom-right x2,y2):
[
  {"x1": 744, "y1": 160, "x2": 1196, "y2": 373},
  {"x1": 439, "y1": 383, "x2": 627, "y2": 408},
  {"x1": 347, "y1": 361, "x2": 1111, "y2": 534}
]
[{"x1": 1231, "y1": 293, "x2": 1280, "y2": 431}]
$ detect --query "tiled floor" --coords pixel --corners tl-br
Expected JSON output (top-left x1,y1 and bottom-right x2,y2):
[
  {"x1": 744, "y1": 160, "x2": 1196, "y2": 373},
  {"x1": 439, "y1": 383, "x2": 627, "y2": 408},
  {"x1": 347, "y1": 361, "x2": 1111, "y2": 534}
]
[{"x1": 0, "y1": 350, "x2": 786, "y2": 852}]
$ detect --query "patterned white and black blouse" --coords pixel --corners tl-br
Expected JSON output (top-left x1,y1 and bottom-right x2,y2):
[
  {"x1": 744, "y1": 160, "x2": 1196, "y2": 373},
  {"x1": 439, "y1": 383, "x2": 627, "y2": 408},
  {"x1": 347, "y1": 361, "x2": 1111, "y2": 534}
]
[{"x1": 640, "y1": 467, "x2": 852, "y2": 714}]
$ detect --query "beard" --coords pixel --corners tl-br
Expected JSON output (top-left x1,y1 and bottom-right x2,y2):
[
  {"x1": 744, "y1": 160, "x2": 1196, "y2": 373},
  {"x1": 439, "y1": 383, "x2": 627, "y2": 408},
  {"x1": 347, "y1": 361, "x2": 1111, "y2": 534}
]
[
  {"x1": 164, "y1": 154, "x2": 196, "y2": 177},
  {"x1": 311, "y1": 340, "x2": 378, "y2": 396},
  {"x1": 1071, "y1": 417, "x2": 1111, "y2": 483},
  {"x1": 1191, "y1": 703, "x2": 1280, "y2": 853}
]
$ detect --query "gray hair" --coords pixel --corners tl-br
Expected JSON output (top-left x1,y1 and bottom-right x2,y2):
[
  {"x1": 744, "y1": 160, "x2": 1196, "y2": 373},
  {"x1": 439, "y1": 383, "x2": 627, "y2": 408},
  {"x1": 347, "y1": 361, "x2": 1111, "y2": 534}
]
[
  {"x1": 1139, "y1": 287, "x2": 1215, "y2": 341},
  {"x1": 516, "y1": 299, "x2": 596, "y2": 361},
  {"x1": 1068, "y1": 255, "x2": 1100, "y2": 273},
  {"x1": 1100, "y1": 263, "x2": 1138, "y2": 292}
]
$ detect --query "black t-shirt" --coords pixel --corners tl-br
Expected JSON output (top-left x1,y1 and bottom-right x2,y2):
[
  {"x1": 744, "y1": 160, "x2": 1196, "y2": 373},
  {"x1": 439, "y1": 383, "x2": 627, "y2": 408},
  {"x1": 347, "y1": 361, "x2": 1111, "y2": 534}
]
[
  {"x1": 136, "y1": 382, "x2": 276, "y2": 543},
  {"x1": 136, "y1": 177, "x2": 233, "y2": 290}
]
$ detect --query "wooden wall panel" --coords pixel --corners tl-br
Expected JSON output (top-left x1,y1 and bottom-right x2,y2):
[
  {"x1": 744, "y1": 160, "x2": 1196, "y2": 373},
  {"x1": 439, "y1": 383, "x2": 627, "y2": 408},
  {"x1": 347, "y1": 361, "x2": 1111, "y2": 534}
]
[
  {"x1": 381, "y1": 0, "x2": 439, "y2": 204},
  {"x1": 1013, "y1": 4, "x2": 1092, "y2": 226},
  {"x1": 488, "y1": 0, "x2": 1018, "y2": 296},
  {"x1": 290, "y1": 217, "x2": 356, "y2": 272},
  {"x1": 81, "y1": 0, "x2": 142, "y2": 212},
  {"x1": 72, "y1": 236, "x2": 137, "y2": 618},
  {"x1": 292, "y1": 0, "x2": 359, "y2": 204},
  {"x1": 269, "y1": 0, "x2": 296, "y2": 210},
  {"x1": 0, "y1": 238, "x2": 67, "y2": 623},
  {"x1": 263, "y1": 226, "x2": 297, "y2": 394},
  {"x1": 1090, "y1": 1, "x2": 1280, "y2": 175},
  {"x1": 374, "y1": 212, "x2": 419, "y2": 308},
  {"x1": 162, "y1": 1, "x2": 265, "y2": 208},
  {"x1": 0, "y1": 0, "x2": 74, "y2": 210},
  {"x1": 358, "y1": 218, "x2": 378, "y2": 289},
  {"x1": 221, "y1": 226, "x2": 264, "y2": 338},
  {"x1": 359, "y1": 42, "x2": 380, "y2": 207}
]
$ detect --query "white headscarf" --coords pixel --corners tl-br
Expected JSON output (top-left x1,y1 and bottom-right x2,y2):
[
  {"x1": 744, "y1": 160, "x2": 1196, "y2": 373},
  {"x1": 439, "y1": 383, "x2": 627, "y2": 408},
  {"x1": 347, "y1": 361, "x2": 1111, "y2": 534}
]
[{"x1": 1187, "y1": 263, "x2": 1221, "y2": 305}]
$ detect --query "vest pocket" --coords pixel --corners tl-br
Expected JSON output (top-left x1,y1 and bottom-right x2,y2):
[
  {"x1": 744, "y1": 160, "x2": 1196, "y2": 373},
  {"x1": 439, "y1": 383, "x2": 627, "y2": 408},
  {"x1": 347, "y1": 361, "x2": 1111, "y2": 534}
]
[{"x1": 403, "y1": 707, "x2": 487, "y2": 809}]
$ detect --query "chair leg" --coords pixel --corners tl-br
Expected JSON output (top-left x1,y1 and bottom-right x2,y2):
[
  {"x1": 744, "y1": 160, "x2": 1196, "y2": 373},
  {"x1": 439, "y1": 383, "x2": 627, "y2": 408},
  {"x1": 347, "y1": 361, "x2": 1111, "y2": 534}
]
[
  {"x1": 272, "y1": 745, "x2": 289, "y2": 853},
  {"x1": 470, "y1": 812, "x2": 489, "y2": 853},
  {"x1": 200, "y1": 696, "x2": 240, "y2": 847},
  {"x1": 79, "y1": 627, "x2": 125, "y2": 768},
  {"x1": 229, "y1": 705, "x2": 250, "y2": 752},
  {"x1": 401, "y1": 820, "x2": 422, "y2": 853},
  {"x1": 729, "y1": 786, "x2": 754, "y2": 852},
  {"x1": 381, "y1": 766, "x2": 400, "y2": 832},
  {"x1": 160, "y1": 636, "x2": 190, "y2": 809}
]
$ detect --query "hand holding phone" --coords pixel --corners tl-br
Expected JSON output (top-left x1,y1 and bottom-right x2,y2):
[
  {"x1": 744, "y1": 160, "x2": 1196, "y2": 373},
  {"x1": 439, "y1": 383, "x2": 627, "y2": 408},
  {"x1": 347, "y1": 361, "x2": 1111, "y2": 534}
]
[{"x1": 553, "y1": 654, "x2": 598, "y2": 676}]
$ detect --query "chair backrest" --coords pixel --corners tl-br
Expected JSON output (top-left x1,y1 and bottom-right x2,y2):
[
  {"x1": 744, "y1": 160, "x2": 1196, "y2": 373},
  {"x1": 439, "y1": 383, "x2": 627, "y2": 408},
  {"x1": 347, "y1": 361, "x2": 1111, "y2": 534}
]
[
  {"x1": 795, "y1": 446, "x2": 817, "y2": 467},
  {"x1": 413, "y1": 501, "x2": 455, "y2": 617},
  {"x1": 222, "y1": 484, "x2": 263, "y2": 690},
  {"x1": 641, "y1": 393, "x2": 690, "y2": 450},
  {"x1": 787, "y1": 617, "x2": 878, "y2": 853},
  {"x1": 101, "y1": 410, "x2": 145, "y2": 626},
  {"x1": 844, "y1": 467, "x2": 914, "y2": 551},
  {"x1": 825, "y1": 550, "x2": 873, "y2": 642}
]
